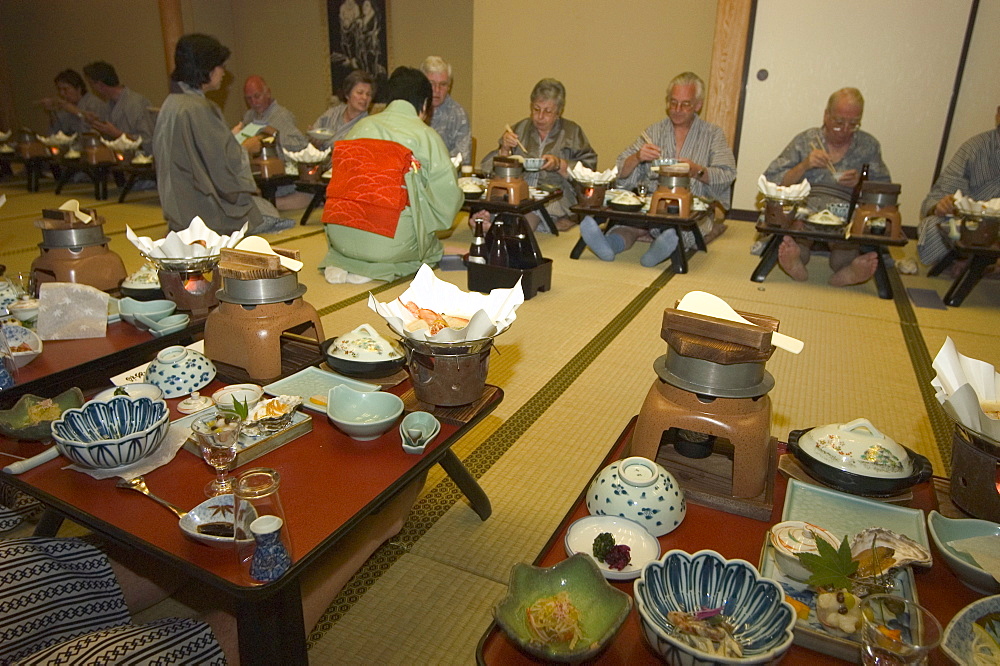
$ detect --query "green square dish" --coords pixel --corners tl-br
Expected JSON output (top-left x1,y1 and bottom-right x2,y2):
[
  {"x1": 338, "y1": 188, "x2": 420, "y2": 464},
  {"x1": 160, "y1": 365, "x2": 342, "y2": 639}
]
[
  {"x1": 494, "y1": 553, "x2": 632, "y2": 663},
  {"x1": 0, "y1": 388, "x2": 84, "y2": 441}
]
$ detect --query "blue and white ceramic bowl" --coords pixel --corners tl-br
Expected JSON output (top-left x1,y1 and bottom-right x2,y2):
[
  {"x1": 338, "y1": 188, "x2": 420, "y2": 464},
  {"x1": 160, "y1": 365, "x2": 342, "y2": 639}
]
[
  {"x1": 2, "y1": 323, "x2": 42, "y2": 368},
  {"x1": 144, "y1": 345, "x2": 216, "y2": 399},
  {"x1": 586, "y1": 456, "x2": 686, "y2": 537},
  {"x1": 942, "y1": 595, "x2": 1000, "y2": 665},
  {"x1": 634, "y1": 550, "x2": 796, "y2": 665},
  {"x1": 51, "y1": 396, "x2": 170, "y2": 469}
]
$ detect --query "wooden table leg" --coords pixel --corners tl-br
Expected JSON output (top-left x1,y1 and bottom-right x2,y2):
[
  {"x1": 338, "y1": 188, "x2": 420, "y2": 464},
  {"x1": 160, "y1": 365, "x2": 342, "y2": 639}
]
[
  {"x1": 944, "y1": 254, "x2": 993, "y2": 307},
  {"x1": 669, "y1": 227, "x2": 689, "y2": 273},
  {"x1": 299, "y1": 190, "x2": 325, "y2": 225},
  {"x1": 439, "y1": 449, "x2": 491, "y2": 520},
  {"x1": 872, "y1": 247, "x2": 893, "y2": 299},
  {"x1": 750, "y1": 235, "x2": 782, "y2": 282},
  {"x1": 95, "y1": 167, "x2": 108, "y2": 200},
  {"x1": 537, "y1": 206, "x2": 559, "y2": 236},
  {"x1": 33, "y1": 509, "x2": 65, "y2": 537},
  {"x1": 928, "y1": 249, "x2": 960, "y2": 277},
  {"x1": 236, "y1": 579, "x2": 308, "y2": 665},
  {"x1": 118, "y1": 172, "x2": 139, "y2": 203}
]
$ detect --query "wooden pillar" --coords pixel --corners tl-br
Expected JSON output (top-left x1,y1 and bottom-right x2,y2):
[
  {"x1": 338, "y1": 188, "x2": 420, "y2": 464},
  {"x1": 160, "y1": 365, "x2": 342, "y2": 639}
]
[
  {"x1": 704, "y1": 0, "x2": 753, "y2": 150},
  {"x1": 158, "y1": 0, "x2": 184, "y2": 79}
]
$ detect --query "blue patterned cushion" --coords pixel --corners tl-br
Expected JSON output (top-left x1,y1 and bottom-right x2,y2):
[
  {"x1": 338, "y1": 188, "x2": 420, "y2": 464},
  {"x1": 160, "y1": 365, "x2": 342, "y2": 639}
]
[
  {"x1": 0, "y1": 538, "x2": 131, "y2": 663},
  {"x1": 13, "y1": 617, "x2": 226, "y2": 665}
]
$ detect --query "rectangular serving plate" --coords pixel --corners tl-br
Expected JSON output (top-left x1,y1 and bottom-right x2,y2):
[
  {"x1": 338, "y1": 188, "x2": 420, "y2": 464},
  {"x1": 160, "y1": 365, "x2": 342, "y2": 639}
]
[
  {"x1": 263, "y1": 366, "x2": 379, "y2": 413},
  {"x1": 175, "y1": 406, "x2": 312, "y2": 468},
  {"x1": 759, "y1": 479, "x2": 929, "y2": 662}
]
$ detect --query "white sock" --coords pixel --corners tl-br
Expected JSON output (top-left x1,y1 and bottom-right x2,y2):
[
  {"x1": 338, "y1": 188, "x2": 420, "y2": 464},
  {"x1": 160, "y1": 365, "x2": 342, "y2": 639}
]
[{"x1": 324, "y1": 266, "x2": 348, "y2": 284}]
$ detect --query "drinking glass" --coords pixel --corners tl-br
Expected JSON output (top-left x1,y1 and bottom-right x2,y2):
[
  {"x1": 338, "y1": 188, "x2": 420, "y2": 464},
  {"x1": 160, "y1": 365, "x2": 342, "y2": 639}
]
[
  {"x1": 860, "y1": 594, "x2": 941, "y2": 665},
  {"x1": 191, "y1": 412, "x2": 243, "y2": 497}
]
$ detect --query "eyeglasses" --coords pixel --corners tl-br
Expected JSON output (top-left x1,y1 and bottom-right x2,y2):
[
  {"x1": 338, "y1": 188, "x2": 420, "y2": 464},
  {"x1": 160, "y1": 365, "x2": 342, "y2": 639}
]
[
  {"x1": 668, "y1": 99, "x2": 694, "y2": 110},
  {"x1": 531, "y1": 106, "x2": 558, "y2": 117},
  {"x1": 828, "y1": 115, "x2": 861, "y2": 130}
]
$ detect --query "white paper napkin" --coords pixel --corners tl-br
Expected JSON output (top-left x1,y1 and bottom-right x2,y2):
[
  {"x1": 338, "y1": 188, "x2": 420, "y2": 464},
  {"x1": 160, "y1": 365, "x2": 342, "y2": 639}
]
[
  {"x1": 101, "y1": 134, "x2": 143, "y2": 150},
  {"x1": 67, "y1": 420, "x2": 190, "y2": 480},
  {"x1": 931, "y1": 336, "x2": 1000, "y2": 440},
  {"x1": 757, "y1": 175, "x2": 810, "y2": 200},
  {"x1": 285, "y1": 144, "x2": 331, "y2": 163},
  {"x1": 368, "y1": 264, "x2": 522, "y2": 342},
  {"x1": 127, "y1": 218, "x2": 247, "y2": 258},
  {"x1": 953, "y1": 189, "x2": 1000, "y2": 217},
  {"x1": 568, "y1": 162, "x2": 618, "y2": 185}
]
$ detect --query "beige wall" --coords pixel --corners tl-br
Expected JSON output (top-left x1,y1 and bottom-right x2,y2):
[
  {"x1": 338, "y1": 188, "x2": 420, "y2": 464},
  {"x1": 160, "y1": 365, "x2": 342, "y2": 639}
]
[{"x1": 470, "y1": 0, "x2": 717, "y2": 171}]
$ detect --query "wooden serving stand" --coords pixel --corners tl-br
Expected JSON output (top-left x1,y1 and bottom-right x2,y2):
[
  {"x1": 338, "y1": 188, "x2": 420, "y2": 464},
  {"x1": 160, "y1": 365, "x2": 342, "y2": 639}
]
[{"x1": 631, "y1": 309, "x2": 779, "y2": 520}]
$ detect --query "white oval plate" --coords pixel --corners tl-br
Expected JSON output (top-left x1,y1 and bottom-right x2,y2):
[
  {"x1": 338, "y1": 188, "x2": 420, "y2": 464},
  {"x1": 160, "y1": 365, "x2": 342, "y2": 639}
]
[
  {"x1": 179, "y1": 494, "x2": 236, "y2": 548},
  {"x1": 564, "y1": 515, "x2": 660, "y2": 581}
]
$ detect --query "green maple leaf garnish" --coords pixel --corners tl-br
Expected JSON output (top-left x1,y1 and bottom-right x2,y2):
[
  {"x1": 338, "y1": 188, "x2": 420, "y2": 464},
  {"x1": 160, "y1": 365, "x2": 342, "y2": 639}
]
[{"x1": 796, "y1": 533, "x2": 858, "y2": 590}]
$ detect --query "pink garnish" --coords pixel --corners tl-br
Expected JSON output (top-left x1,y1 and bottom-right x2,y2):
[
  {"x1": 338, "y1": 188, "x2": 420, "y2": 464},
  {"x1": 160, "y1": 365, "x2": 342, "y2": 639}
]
[{"x1": 693, "y1": 607, "x2": 723, "y2": 620}]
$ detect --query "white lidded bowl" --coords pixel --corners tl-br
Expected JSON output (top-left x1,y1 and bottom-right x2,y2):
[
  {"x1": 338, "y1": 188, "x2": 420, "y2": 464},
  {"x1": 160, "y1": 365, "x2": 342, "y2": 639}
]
[
  {"x1": 144, "y1": 345, "x2": 217, "y2": 399},
  {"x1": 212, "y1": 384, "x2": 264, "y2": 413},
  {"x1": 92, "y1": 383, "x2": 164, "y2": 403},
  {"x1": 586, "y1": 456, "x2": 686, "y2": 537},
  {"x1": 326, "y1": 384, "x2": 403, "y2": 441}
]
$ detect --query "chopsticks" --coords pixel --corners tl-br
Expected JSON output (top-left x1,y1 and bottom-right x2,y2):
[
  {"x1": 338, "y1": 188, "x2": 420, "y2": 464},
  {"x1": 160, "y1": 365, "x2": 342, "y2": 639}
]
[
  {"x1": 640, "y1": 130, "x2": 654, "y2": 145},
  {"x1": 810, "y1": 135, "x2": 838, "y2": 177},
  {"x1": 504, "y1": 124, "x2": 529, "y2": 155}
]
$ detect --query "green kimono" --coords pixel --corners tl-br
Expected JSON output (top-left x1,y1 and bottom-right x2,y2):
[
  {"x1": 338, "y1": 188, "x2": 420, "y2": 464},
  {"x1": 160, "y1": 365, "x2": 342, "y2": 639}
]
[{"x1": 321, "y1": 100, "x2": 462, "y2": 281}]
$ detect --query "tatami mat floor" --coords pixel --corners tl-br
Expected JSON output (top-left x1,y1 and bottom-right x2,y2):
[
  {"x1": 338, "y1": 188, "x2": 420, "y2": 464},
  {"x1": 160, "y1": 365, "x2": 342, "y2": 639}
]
[{"x1": 1, "y1": 172, "x2": 997, "y2": 664}]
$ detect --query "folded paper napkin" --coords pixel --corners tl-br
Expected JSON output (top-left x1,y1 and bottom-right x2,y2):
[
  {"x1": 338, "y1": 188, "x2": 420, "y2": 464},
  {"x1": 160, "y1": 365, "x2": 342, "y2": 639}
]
[
  {"x1": 953, "y1": 189, "x2": 1000, "y2": 217},
  {"x1": 568, "y1": 162, "x2": 618, "y2": 185},
  {"x1": 127, "y1": 217, "x2": 247, "y2": 259},
  {"x1": 931, "y1": 336, "x2": 1000, "y2": 441},
  {"x1": 285, "y1": 144, "x2": 331, "y2": 163},
  {"x1": 58, "y1": 199, "x2": 93, "y2": 224},
  {"x1": 37, "y1": 131, "x2": 77, "y2": 146},
  {"x1": 0, "y1": 130, "x2": 11, "y2": 142},
  {"x1": 757, "y1": 175, "x2": 811, "y2": 200},
  {"x1": 37, "y1": 282, "x2": 109, "y2": 340},
  {"x1": 131, "y1": 152, "x2": 153, "y2": 164},
  {"x1": 101, "y1": 134, "x2": 142, "y2": 150},
  {"x1": 68, "y1": 420, "x2": 189, "y2": 480},
  {"x1": 451, "y1": 153, "x2": 463, "y2": 169},
  {"x1": 368, "y1": 263, "x2": 523, "y2": 342}
]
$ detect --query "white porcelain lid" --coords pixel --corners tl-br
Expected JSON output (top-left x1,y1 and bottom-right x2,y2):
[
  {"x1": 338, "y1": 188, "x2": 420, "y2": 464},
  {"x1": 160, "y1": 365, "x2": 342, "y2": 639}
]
[
  {"x1": 331, "y1": 324, "x2": 401, "y2": 362},
  {"x1": 799, "y1": 418, "x2": 913, "y2": 478}
]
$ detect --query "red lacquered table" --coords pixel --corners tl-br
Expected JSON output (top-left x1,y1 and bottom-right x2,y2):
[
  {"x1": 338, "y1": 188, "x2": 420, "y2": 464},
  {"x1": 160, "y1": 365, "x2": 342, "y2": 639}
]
[
  {"x1": 477, "y1": 417, "x2": 978, "y2": 665},
  {"x1": 2, "y1": 367, "x2": 501, "y2": 665}
]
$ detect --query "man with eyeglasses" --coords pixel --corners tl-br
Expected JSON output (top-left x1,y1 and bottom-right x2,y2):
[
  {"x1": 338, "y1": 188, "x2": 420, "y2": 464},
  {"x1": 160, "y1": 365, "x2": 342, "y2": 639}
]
[
  {"x1": 763, "y1": 87, "x2": 891, "y2": 286},
  {"x1": 917, "y1": 105, "x2": 1000, "y2": 270},
  {"x1": 420, "y1": 56, "x2": 471, "y2": 166},
  {"x1": 581, "y1": 72, "x2": 735, "y2": 266}
]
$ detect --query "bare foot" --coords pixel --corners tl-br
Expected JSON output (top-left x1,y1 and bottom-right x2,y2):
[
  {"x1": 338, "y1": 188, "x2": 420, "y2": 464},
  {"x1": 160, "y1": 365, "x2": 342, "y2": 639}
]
[
  {"x1": 830, "y1": 251, "x2": 878, "y2": 286},
  {"x1": 703, "y1": 222, "x2": 728, "y2": 244},
  {"x1": 778, "y1": 236, "x2": 808, "y2": 281},
  {"x1": 554, "y1": 217, "x2": 576, "y2": 232}
]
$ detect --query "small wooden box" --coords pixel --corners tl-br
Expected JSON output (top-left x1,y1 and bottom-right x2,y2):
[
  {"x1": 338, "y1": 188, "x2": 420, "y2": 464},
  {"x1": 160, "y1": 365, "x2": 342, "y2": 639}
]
[{"x1": 467, "y1": 258, "x2": 552, "y2": 299}]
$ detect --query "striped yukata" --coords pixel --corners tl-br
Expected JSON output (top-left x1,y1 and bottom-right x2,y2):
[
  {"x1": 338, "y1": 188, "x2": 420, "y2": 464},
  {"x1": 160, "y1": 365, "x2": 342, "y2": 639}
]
[
  {"x1": 430, "y1": 95, "x2": 471, "y2": 164},
  {"x1": 917, "y1": 126, "x2": 1000, "y2": 266}
]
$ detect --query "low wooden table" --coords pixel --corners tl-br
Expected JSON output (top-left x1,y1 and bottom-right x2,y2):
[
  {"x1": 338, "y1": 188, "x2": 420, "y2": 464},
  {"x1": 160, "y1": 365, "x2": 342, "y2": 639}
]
[
  {"x1": 1, "y1": 319, "x2": 205, "y2": 408},
  {"x1": 463, "y1": 190, "x2": 563, "y2": 235},
  {"x1": 254, "y1": 173, "x2": 297, "y2": 205},
  {"x1": 927, "y1": 239, "x2": 1000, "y2": 306},
  {"x1": 114, "y1": 162, "x2": 157, "y2": 202},
  {"x1": 751, "y1": 220, "x2": 908, "y2": 299},
  {"x1": 477, "y1": 417, "x2": 975, "y2": 665},
  {"x1": 53, "y1": 158, "x2": 115, "y2": 200},
  {"x1": 569, "y1": 205, "x2": 709, "y2": 273},
  {"x1": 2, "y1": 373, "x2": 502, "y2": 665},
  {"x1": 3, "y1": 155, "x2": 53, "y2": 192}
]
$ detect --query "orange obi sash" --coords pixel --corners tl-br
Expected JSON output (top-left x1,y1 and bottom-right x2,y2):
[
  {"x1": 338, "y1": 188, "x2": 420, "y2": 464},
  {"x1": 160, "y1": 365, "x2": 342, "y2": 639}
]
[{"x1": 322, "y1": 138, "x2": 413, "y2": 238}]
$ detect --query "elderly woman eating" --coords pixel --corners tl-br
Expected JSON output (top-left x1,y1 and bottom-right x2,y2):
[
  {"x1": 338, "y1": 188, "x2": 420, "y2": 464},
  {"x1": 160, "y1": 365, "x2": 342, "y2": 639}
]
[{"x1": 480, "y1": 78, "x2": 597, "y2": 232}]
